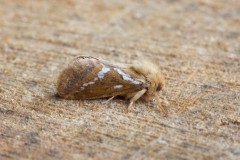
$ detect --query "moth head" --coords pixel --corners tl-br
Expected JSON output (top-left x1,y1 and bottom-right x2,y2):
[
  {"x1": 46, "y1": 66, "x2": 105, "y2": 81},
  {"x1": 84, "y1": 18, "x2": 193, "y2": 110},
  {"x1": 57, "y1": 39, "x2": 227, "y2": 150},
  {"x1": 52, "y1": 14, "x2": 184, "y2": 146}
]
[
  {"x1": 144, "y1": 71, "x2": 165, "y2": 97},
  {"x1": 149, "y1": 64, "x2": 165, "y2": 92},
  {"x1": 131, "y1": 60, "x2": 165, "y2": 93}
]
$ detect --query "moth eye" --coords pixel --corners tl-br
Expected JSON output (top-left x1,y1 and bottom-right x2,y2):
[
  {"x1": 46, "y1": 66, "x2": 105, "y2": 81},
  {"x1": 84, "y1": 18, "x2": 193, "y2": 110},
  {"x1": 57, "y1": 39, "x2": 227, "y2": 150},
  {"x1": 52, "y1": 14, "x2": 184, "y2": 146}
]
[{"x1": 156, "y1": 83, "x2": 161, "y2": 91}]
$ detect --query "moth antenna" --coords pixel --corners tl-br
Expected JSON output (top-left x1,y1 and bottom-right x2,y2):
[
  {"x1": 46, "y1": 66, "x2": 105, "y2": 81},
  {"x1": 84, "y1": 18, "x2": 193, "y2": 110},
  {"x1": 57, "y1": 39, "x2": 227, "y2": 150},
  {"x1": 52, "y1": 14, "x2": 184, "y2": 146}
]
[{"x1": 156, "y1": 95, "x2": 169, "y2": 117}]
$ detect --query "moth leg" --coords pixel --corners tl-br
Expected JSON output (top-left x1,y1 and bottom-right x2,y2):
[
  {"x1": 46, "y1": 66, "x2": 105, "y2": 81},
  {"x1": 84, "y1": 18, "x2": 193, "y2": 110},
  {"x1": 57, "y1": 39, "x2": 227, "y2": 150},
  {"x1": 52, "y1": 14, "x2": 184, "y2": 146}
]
[
  {"x1": 125, "y1": 92, "x2": 135, "y2": 99},
  {"x1": 102, "y1": 96, "x2": 115, "y2": 104},
  {"x1": 128, "y1": 89, "x2": 147, "y2": 110}
]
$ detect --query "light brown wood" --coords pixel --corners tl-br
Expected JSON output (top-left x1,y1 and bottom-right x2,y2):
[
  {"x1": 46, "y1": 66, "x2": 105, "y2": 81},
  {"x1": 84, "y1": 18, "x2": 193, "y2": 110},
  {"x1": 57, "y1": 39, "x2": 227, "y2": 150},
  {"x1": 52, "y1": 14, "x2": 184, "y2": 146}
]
[{"x1": 0, "y1": 0, "x2": 239, "y2": 159}]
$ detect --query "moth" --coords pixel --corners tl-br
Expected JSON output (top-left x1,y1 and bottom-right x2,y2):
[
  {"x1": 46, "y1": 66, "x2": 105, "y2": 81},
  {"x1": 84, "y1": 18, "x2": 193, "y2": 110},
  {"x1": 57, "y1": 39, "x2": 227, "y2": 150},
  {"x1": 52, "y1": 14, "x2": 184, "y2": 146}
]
[{"x1": 57, "y1": 56, "x2": 165, "y2": 111}]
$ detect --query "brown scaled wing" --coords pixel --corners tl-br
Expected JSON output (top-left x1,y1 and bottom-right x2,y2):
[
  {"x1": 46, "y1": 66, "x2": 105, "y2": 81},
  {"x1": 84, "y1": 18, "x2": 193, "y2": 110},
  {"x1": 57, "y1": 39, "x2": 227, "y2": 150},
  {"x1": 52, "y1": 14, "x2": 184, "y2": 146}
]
[{"x1": 57, "y1": 56, "x2": 146, "y2": 100}]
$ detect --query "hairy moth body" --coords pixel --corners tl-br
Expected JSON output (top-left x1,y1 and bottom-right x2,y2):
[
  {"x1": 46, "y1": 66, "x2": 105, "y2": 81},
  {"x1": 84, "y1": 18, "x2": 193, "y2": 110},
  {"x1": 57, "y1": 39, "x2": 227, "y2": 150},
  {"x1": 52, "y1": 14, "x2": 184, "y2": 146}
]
[{"x1": 57, "y1": 56, "x2": 165, "y2": 109}]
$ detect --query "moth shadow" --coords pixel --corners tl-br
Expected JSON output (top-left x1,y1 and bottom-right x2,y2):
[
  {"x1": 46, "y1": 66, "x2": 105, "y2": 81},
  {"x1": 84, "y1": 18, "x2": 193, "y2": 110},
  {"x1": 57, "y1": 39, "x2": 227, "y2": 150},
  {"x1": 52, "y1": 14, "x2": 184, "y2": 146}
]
[
  {"x1": 102, "y1": 96, "x2": 162, "y2": 114},
  {"x1": 52, "y1": 93, "x2": 63, "y2": 101},
  {"x1": 51, "y1": 94, "x2": 164, "y2": 115}
]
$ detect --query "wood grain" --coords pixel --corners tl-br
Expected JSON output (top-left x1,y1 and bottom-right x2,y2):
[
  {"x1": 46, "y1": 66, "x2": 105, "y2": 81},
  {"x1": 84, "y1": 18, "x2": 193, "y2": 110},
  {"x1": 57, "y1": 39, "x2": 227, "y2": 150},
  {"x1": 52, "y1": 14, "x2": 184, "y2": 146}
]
[{"x1": 0, "y1": 0, "x2": 239, "y2": 159}]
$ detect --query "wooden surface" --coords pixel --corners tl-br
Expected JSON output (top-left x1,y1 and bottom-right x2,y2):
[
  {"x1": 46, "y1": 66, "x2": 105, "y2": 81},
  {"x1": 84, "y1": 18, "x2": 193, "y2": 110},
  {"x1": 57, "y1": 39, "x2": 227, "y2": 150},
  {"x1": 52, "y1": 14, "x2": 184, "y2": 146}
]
[{"x1": 0, "y1": 0, "x2": 240, "y2": 159}]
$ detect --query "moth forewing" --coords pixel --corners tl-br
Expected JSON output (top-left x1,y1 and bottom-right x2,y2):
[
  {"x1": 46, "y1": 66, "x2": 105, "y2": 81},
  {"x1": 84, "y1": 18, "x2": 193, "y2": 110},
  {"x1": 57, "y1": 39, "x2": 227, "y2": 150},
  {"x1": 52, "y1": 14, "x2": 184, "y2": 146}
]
[
  {"x1": 57, "y1": 56, "x2": 165, "y2": 111},
  {"x1": 57, "y1": 56, "x2": 145, "y2": 100}
]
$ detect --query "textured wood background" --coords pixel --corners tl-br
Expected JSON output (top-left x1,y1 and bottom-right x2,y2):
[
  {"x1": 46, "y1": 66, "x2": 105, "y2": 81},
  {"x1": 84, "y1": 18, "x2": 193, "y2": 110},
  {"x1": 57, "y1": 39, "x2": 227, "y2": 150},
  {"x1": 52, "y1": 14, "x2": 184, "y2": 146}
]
[{"x1": 0, "y1": 0, "x2": 240, "y2": 159}]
